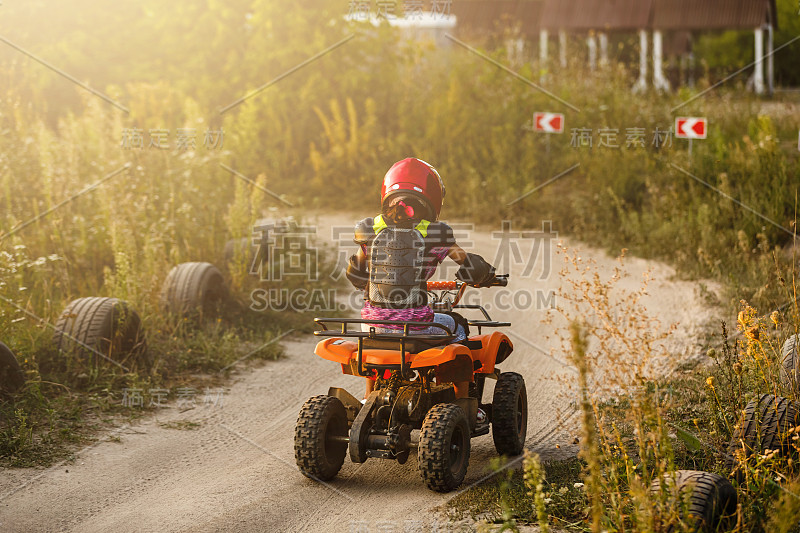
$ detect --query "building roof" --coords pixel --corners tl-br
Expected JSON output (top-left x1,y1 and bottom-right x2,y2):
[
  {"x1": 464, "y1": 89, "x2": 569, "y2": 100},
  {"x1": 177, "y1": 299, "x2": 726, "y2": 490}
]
[
  {"x1": 452, "y1": 0, "x2": 777, "y2": 34},
  {"x1": 452, "y1": 0, "x2": 544, "y2": 37},
  {"x1": 539, "y1": 0, "x2": 652, "y2": 31},
  {"x1": 651, "y1": 0, "x2": 777, "y2": 30}
]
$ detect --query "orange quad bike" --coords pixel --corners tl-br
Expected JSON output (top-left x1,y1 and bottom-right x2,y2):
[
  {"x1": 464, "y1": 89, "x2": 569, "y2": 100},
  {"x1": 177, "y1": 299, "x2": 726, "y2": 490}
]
[{"x1": 294, "y1": 274, "x2": 528, "y2": 492}]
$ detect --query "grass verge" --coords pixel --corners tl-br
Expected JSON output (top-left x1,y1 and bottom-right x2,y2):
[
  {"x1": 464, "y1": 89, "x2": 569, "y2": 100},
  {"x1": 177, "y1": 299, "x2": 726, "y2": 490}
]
[{"x1": 450, "y1": 248, "x2": 800, "y2": 532}]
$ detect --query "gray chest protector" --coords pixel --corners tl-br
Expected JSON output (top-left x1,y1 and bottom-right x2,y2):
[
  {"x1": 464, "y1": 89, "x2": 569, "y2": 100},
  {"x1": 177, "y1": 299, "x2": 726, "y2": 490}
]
[{"x1": 368, "y1": 226, "x2": 427, "y2": 308}]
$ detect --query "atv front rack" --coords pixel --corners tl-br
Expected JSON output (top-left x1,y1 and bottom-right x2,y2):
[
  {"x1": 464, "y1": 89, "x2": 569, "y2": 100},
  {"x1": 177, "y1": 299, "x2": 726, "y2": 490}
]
[
  {"x1": 314, "y1": 318, "x2": 455, "y2": 379},
  {"x1": 453, "y1": 305, "x2": 511, "y2": 334}
]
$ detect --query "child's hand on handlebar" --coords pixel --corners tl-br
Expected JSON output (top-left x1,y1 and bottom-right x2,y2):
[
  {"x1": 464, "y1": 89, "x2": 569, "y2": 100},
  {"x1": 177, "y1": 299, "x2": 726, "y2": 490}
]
[
  {"x1": 455, "y1": 253, "x2": 496, "y2": 286},
  {"x1": 475, "y1": 274, "x2": 508, "y2": 288}
]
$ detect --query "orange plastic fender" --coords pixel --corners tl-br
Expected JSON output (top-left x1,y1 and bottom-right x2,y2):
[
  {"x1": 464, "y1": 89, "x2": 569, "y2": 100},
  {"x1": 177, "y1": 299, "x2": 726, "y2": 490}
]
[
  {"x1": 315, "y1": 338, "x2": 418, "y2": 366},
  {"x1": 410, "y1": 342, "x2": 473, "y2": 369},
  {"x1": 316, "y1": 338, "x2": 475, "y2": 370},
  {"x1": 314, "y1": 338, "x2": 358, "y2": 364},
  {"x1": 468, "y1": 331, "x2": 513, "y2": 374},
  {"x1": 315, "y1": 338, "x2": 424, "y2": 376},
  {"x1": 315, "y1": 333, "x2": 513, "y2": 375}
]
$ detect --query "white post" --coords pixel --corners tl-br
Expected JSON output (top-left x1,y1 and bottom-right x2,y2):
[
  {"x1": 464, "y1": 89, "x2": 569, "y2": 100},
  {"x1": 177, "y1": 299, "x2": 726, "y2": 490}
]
[
  {"x1": 598, "y1": 32, "x2": 609, "y2": 66},
  {"x1": 559, "y1": 30, "x2": 567, "y2": 68},
  {"x1": 587, "y1": 33, "x2": 597, "y2": 71},
  {"x1": 767, "y1": 24, "x2": 774, "y2": 95},
  {"x1": 539, "y1": 29, "x2": 548, "y2": 83},
  {"x1": 633, "y1": 29, "x2": 648, "y2": 93},
  {"x1": 754, "y1": 27, "x2": 765, "y2": 95},
  {"x1": 506, "y1": 38, "x2": 524, "y2": 65},
  {"x1": 653, "y1": 30, "x2": 670, "y2": 91}
]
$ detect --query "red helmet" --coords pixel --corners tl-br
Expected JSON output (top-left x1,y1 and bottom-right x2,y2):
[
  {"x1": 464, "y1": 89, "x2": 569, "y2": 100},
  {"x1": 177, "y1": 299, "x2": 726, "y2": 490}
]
[{"x1": 380, "y1": 158, "x2": 446, "y2": 220}]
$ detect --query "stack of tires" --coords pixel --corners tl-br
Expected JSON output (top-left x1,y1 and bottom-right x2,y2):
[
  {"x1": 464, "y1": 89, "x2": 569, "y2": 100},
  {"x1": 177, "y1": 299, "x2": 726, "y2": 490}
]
[
  {"x1": 780, "y1": 334, "x2": 799, "y2": 392},
  {"x1": 659, "y1": 335, "x2": 799, "y2": 532},
  {"x1": 722, "y1": 335, "x2": 800, "y2": 480},
  {"x1": 724, "y1": 335, "x2": 800, "y2": 481},
  {"x1": 651, "y1": 335, "x2": 800, "y2": 532},
  {"x1": 725, "y1": 393, "x2": 799, "y2": 478}
]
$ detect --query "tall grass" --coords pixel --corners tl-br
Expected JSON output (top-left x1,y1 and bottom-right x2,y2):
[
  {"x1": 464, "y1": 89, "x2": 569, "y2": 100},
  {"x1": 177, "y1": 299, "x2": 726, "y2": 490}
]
[
  {"x1": 1, "y1": 0, "x2": 797, "y2": 479},
  {"x1": 0, "y1": 88, "x2": 326, "y2": 465},
  {"x1": 470, "y1": 251, "x2": 800, "y2": 531}
]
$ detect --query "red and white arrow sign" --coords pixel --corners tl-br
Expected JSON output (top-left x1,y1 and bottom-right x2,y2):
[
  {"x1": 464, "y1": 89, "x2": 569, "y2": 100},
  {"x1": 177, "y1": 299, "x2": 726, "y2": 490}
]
[
  {"x1": 675, "y1": 117, "x2": 707, "y2": 139},
  {"x1": 533, "y1": 112, "x2": 564, "y2": 134}
]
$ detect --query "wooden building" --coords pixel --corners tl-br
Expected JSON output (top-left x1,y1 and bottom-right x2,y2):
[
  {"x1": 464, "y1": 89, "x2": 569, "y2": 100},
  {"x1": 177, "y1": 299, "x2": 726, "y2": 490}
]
[{"x1": 451, "y1": 0, "x2": 779, "y2": 93}]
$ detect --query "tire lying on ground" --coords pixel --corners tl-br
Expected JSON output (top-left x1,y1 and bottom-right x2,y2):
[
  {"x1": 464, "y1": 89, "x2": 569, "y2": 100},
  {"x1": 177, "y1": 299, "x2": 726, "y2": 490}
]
[
  {"x1": 780, "y1": 334, "x2": 799, "y2": 393},
  {"x1": 223, "y1": 238, "x2": 252, "y2": 265},
  {"x1": 54, "y1": 297, "x2": 150, "y2": 371},
  {"x1": 224, "y1": 218, "x2": 278, "y2": 268},
  {"x1": 725, "y1": 394, "x2": 800, "y2": 477},
  {"x1": 0, "y1": 342, "x2": 25, "y2": 393},
  {"x1": 160, "y1": 262, "x2": 227, "y2": 317},
  {"x1": 650, "y1": 470, "x2": 737, "y2": 532}
]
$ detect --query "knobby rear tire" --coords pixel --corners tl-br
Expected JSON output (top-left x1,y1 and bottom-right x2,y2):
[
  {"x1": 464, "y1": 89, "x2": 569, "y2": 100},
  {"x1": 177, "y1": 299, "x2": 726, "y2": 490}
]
[
  {"x1": 418, "y1": 403, "x2": 471, "y2": 492},
  {"x1": 294, "y1": 395, "x2": 349, "y2": 481},
  {"x1": 492, "y1": 372, "x2": 528, "y2": 456}
]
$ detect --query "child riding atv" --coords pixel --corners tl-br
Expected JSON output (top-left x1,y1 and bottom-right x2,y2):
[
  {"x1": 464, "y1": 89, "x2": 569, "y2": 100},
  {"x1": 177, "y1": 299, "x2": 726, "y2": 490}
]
[
  {"x1": 344, "y1": 158, "x2": 498, "y2": 404},
  {"x1": 294, "y1": 158, "x2": 527, "y2": 492}
]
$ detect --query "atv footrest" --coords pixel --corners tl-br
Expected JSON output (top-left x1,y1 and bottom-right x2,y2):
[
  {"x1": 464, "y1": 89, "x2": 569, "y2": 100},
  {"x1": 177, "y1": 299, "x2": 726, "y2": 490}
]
[{"x1": 471, "y1": 422, "x2": 490, "y2": 437}]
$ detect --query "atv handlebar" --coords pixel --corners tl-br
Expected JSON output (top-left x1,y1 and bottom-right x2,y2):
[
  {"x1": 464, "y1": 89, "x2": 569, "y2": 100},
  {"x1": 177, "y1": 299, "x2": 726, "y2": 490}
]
[
  {"x1": 426, "y1": 280, "x2": 459, "y2": 291},
  {"x1": 426, "y1": 275, "x2": 508, "y2": 310},
  {"x1": 425, "y1": 274, "x2": 508, "y2": 292},
  {"x1": 489, "y1": 274, "x2": 509, "y2": 287}
]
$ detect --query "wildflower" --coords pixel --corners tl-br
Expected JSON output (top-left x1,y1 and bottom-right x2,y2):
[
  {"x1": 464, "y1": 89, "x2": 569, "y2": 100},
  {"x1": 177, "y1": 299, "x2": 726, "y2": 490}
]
[
  {"x1": 733, "y1": 362, "x2": 743, "y2": 375},
  {"x1": 706, "y1": 376, "x2": 715, "y2": 388},
  {"x1": 543, "y1": 498, "x2": 552, "y2": 504},
  {"x1": 706, "y1": 348, "x2": 716, "y2": 358},
  {"x1": 770, "y1": 310, "x2": 779, "y2": 327},
  {"x1": 558, "y1": 486, "x2": 569, "y2": 494}
]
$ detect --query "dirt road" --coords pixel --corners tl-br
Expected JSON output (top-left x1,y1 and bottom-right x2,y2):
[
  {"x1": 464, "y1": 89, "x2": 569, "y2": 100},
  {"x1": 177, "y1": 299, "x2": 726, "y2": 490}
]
[{"x1": 0, "y1": 214, "x2": 716, "y2": 532}]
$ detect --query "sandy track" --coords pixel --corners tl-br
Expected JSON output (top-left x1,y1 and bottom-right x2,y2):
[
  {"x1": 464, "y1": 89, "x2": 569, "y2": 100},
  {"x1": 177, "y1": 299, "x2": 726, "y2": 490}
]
[{"x1": 0, "y1": 214, "x2": 715, "y2": 532}]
